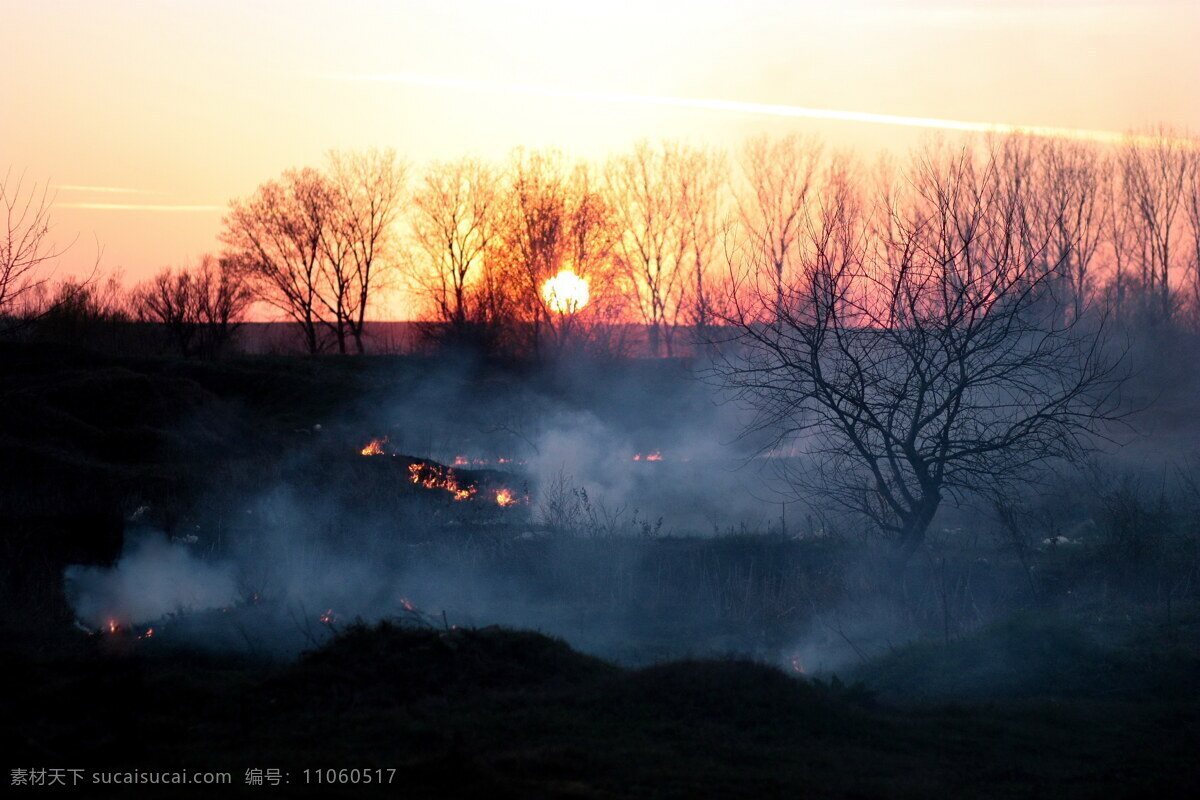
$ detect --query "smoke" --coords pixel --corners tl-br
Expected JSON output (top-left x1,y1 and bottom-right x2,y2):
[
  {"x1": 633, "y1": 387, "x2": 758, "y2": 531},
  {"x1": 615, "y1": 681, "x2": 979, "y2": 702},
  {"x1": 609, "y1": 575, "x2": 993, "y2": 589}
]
[
  {"x1": 64, "y1": 533, "x2": 238, "y2": 629},
  {"x1": 57, "y1": 357, "x2": 817, "y2": 660},
  {"x1": 59, "y1": 348, "x2": 1197, "y2": 691}
]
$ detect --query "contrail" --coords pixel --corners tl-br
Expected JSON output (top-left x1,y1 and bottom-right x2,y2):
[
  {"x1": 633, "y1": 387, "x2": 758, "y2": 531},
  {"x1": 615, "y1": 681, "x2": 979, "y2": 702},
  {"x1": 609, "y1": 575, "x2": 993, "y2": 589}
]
[
  {"x1": 55, "y1": 203, "x2": 224, "y2": 212},
  {"x1": 337, "y1": 72, "x2": 1151, "y2": 145},
  {"x1": 54, "y1": 185, "x2": 160, "y2": 195}
]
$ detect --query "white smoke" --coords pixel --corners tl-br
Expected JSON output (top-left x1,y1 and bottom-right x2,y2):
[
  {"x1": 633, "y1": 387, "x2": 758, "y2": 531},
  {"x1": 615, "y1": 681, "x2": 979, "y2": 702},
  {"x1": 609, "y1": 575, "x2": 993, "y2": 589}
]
[{"x1": 65, "y1": 534, "x2": 238, "y2": 629}]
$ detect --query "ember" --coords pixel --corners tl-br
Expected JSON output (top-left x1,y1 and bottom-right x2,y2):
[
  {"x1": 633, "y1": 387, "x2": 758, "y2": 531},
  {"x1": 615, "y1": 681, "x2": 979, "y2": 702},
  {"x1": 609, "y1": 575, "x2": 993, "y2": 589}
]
[{"x1": 633, "y1": 451, "x2": 663, "y2": 462}]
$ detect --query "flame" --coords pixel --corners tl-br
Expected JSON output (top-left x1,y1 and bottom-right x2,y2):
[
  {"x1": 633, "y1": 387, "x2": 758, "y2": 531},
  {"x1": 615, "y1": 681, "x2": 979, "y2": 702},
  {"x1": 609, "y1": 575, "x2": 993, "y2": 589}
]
[
  {"x1": 541, "y1": 269, "x2": 589, "y2": 314},
  {"x1": 633, "y1": 451, "x2": 663, "y2": 462},
  {"x1": 108, "y1": 619, "x2": 120, "y2": 634},
  {"x1": 408, "y1": 462, "x2": 477, "y2": 501},
  {"x1": 399, "y1": 597, "x2": 415, "y2": 612},
  {"x1": 138, "y1": 627, "x2": 154, "y2": 640},
  {"x1": 361, "y1": 437, "x2": 388, "y2": 456},
  {"x1": 789, "y1": 654, "x2": 805, "y2": 674},
  {"x1": 319, "y1": 609, "x2": 338, "y2": 625},
  {"x1": 495, "y1": 488, "x2": 517, "y2": 507}
]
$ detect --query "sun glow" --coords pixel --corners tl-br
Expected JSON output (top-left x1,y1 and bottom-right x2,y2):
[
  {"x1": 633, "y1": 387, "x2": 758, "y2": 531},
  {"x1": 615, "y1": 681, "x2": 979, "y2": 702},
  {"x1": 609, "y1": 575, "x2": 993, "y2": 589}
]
[{"x1": 542, "y1": 270, "x2": 590, "y2": 314}]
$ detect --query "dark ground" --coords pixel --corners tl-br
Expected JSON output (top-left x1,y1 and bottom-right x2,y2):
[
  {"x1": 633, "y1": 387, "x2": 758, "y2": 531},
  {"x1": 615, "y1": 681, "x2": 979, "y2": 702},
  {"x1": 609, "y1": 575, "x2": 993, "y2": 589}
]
[{"x1": 1, "y1": 341, "x2": 1198, "y2": 798}]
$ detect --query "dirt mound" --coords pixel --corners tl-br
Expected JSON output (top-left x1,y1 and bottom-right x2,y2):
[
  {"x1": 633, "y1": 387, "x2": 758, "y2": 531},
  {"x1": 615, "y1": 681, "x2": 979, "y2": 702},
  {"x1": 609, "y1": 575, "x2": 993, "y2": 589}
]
[{"x1": 275, "y1": 622, "x2": 615, "y2": 706}]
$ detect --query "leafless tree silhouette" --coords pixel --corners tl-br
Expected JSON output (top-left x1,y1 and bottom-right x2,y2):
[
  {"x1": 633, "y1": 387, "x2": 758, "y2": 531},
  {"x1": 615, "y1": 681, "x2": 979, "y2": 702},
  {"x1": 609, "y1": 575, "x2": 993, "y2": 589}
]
[
  {"x1": 131, "y1": 255, "x2": 252, "y2": 357},
  {"x1": 1, "y1": 169, "x2": 72, "y2": 326},
  {"x1": 715, "y1": 141, "x2": 1127, "y2": 560},
  {"x1": 222, "y1": 152, "x2": 404, "y2": 354},
  {"x1": 493, "y1": 149, "x2": 620, "y2": 359},
  {"x1": 324, "y1": 149, "x2": 406, "y2": 353},
  {"x1": 222, "y1": 167, "x2": 331, "y2": 354},
  {"x1": 1119, "y1": 126, "x2": 1191, "y2": 323},
  {"x1": 734, "y1": 134, "x2": 823, "y2": 322},
  {"x1": 410, "y1": 156, "x2": 500, "y2": 343}
]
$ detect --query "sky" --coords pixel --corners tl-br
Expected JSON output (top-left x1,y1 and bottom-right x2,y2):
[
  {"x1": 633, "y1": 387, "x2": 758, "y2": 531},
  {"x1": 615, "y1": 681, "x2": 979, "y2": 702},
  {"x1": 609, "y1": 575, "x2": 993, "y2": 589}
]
[{"x1": 2, "y1": 0, "x2": 1197, "y2": 315}]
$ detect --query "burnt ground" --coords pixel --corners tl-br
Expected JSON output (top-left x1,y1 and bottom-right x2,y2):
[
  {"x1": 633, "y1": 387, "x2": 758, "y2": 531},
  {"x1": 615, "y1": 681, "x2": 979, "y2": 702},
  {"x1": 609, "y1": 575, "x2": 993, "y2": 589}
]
[{"x1": 1, "y1": 341, "x2": 1199, "y2": 798}]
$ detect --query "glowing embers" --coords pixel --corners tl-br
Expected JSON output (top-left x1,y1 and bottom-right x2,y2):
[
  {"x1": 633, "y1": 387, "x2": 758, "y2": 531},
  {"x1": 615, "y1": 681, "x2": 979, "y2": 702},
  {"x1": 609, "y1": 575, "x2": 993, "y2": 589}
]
[
  {"x1": 541, "y1": 269, "x2": 589, "y2": 314},
  {"x1": 361, "y1": 437, "x2": 388, "y2": 456},
  {"x1": 632, "y1": 451, "x2": 663, "y2": 462},
  {"x1": 96, "y1": 619, "x2": 154, "y2": 641}
]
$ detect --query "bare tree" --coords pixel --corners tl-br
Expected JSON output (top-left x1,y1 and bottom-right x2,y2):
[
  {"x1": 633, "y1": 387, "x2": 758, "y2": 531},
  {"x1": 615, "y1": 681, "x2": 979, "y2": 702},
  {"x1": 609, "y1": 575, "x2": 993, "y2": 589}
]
[
  {"x1": 1120, "y1": 126, "x2": 1191, "y2": 323},
  {"x1": 222, "y1": 168, "x2": 330, "y2": 353},
  {"x1": 734, "y1": 134, "x2": 823, "y2": 319},
  {"x1": 1183, "y1": 138, "x2": 1200, "y2": 322},
  {"x1": 1, "y1": 169, "x2": 73, "y2": 327},
  {"x1": 715, "y1": 140, "x2": 1126, "y2": 562},
  {"x1": 222, "y1": 153, "x2": 403, "y2": 355},
  {"x1": 607, "y1": 141, "x2": 691, "y2": 356},
  {"x1": 493, "y1": 149, "x2": 619, "y2": 358},
  {"x1": 1103, "y1": 158, "x2": 1139, "y2": 321},
  {"x1": 679, "y1": 145, "x2": 728, "y2": 339},
  {"x1": 410, "y1": 156, "x2": 499, "y2": 342},
  {"x1": 33, "y1": 272, "x2": 132, "y2": 350},
  {"x1": 132, "y1": 255, "x2": 252, "y2": 357},
  {"x1": 1033, "y1": 138, "x2": 1111, "y2": 322},
  {"x1": 324, "y1": 149, "x2": 406, "y2": 353}
]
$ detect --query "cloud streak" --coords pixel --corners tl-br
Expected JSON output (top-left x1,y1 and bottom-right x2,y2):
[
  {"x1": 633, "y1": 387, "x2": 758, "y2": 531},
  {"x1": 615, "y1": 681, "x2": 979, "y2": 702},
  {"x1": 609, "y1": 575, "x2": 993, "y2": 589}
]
[
  {"x1": 54, "y1": 185, "x2": 160, "y2": 195},
  {"x1": 54, "y1": 203, "x2": 224, "y2": 212},
  {"x1": 338, "y1": 72, "x2": 1159, "y2": 146}
]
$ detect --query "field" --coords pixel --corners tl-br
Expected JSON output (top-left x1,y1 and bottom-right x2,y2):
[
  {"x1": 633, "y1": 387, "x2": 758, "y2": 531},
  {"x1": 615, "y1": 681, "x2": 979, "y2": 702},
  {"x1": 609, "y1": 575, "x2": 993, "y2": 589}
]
[{"x1": 2, "y1": 340, "x2": 1199, "y2": 798}]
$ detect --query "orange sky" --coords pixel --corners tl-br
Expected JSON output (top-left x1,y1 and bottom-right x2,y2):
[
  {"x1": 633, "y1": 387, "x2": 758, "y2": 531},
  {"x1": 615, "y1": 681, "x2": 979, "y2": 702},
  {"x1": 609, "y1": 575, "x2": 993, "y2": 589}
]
[{"x1": 3, "y1": 0, "x2": 1197, "y2": 317}]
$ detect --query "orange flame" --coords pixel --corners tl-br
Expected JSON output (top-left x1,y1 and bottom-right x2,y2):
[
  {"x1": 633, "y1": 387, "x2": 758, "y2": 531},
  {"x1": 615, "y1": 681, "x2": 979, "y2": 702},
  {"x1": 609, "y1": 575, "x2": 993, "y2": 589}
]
[
  {"x1": 495, "y1": 488, "x2": 516, "y2": 507},
  {"x1": 789, "y1": 654, "x2": 805, "y2": 674},
  {"x1": 319, "y1": 609, "x2": 338, "y2": 624},
  {"x1": 361, "y1": 437, "x2": 388, "y2": 456},
  {"x1": 633, "y1": 451, "x2": 663, "y2": 462},
  {"x1": 408, "y1": 462, "x2": 477, "y2": 501},
  {"x1": 108, "y1": 619, "x2": 120, "y2": 634}
]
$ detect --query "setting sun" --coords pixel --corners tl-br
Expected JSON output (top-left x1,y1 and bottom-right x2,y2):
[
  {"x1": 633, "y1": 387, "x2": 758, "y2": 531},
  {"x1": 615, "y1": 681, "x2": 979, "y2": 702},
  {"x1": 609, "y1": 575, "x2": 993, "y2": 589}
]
[{"x1": 541, "y1": 269, "x2": 590, "y2": 314}]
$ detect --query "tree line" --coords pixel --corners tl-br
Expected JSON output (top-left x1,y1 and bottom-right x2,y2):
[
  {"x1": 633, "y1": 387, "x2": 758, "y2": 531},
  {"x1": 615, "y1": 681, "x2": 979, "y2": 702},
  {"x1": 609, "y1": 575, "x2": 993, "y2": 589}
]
[{"x1": 3, "y1": 128, "x2": 1199, "y2": 358}]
